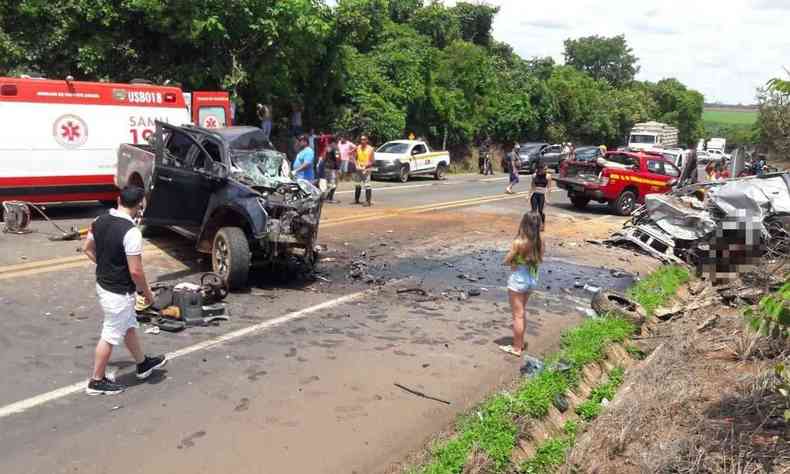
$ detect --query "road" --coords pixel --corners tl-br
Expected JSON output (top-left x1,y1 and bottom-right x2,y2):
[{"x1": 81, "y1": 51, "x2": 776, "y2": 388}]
[{"x1": 0, "y1": 173, "x2": 652, "y2": 474}]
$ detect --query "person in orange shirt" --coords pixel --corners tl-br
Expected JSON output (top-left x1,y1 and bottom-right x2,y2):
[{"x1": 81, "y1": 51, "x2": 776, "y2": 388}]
[{"x1": 354, "y1": 135, "x2": 375, "y2": 206}]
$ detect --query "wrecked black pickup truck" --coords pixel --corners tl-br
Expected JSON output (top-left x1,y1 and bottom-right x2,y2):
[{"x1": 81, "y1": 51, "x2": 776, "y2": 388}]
[{"x1": 116, "y1": 122, "x2": 322, "y2": 290}]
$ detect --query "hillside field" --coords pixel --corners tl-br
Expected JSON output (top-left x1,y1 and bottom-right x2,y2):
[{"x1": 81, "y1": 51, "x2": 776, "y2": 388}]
[{"x1": 703, "y1": 108, "x2": 758, "y2": 125}]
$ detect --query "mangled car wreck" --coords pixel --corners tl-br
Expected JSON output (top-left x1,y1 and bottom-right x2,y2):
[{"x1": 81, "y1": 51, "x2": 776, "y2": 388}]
[
  {"x1": 607, "y1": 170, "x2": 790, "y2": 277},
  {"x1": 116, "y1": 122, "x2": 322, "y2": 289}
]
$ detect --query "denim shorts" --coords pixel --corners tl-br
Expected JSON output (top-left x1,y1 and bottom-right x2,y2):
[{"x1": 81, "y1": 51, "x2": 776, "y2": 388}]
[{"x1": 507, "y1": 266, "x2": 538, "y2": 293}]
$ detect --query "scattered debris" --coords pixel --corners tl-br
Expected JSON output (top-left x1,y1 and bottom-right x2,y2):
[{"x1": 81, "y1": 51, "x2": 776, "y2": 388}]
[
  {"x1": 696, "y1": 314, "x2": 719, "y2": 332},
  {"x1": 397, "y1": 287, "x2": 428, "y2": 296},
  {"x1": 591, "y1": 290, "x2": 646, "y2": 327},
  {"x1": 457, "y1": 274, "x2": 479, "y2": 282},
  {"x1": 393, "y1": 383, "x2": 451, "y2": 405},
  {"x1": 467, "y1": 288, "x2": 482, "y2": 297},
  {"x1": 583, "y1": 284, "x2": 601, "y2": 294},
  {"x1": 520, "y1": 355, "x2": 545, "y2": 377},
  {"x1": 145, "y1": 326, "x2": 161, "y2": 335}
]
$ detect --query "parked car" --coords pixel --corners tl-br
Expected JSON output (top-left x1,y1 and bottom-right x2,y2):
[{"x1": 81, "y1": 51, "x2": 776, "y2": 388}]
[
  {"x1": 571, "y1": 145, "x2": 604, "y2": 163},
  {"x1": 372, "y1": 140, "x2": 450, "y2": 183},
  {"x1": 116, "y1": 122, "x2": 322, "y2": 290},
  {"x1": 503, "y1": 142, "x2": 549, "y2": 174},
  {"x1": 536, "y1": 144, "x2": 570, "y2": 171},
  {"x1": 554, "y1": 150, "x2": 680, "y2": 215}
]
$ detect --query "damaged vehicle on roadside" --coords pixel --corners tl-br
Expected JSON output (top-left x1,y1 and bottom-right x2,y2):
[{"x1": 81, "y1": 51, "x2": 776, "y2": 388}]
[{"x1": 116, "y1": 122, "x2": 322, "y2": 290}]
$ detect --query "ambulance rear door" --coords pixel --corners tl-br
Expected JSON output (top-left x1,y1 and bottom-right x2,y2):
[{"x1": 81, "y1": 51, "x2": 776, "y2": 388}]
[{"x1": 190, "y1": 91, "x2": 231, "y2": 129}]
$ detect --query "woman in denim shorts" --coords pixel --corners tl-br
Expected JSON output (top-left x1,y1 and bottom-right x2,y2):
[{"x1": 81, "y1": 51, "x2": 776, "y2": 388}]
[{"x1": 501, "y1": 212, "x2": 543, "y2": 357}]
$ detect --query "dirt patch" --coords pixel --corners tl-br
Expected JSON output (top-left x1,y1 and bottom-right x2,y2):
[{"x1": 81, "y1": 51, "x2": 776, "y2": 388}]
[{"x1": 568, "y1": 282, "x2": 790, "y2": 473}]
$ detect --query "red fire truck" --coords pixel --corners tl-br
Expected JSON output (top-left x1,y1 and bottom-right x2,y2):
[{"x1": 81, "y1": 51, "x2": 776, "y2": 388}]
[{"x1": 0, "y1": 77, "x2": 231, "y2": 204}]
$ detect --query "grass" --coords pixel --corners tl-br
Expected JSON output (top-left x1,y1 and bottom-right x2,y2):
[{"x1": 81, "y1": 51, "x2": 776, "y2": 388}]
[
  {"x1": 627, "y1": 265, "x2": 690, "y2": 316},
  {"x1": 703, "y1": 109, "x2": 758, "y2": 126},
  {"x1": 416, "y1": 317, "x2": 635, "y2": 474},
  {"x1": 412, "y1": 265, "x2": 690, "y2": 474}
]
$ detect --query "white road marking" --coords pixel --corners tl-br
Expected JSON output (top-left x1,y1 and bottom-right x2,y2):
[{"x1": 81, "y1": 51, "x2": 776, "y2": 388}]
[
  {"x1": 335, "y1": 181, "x2": 459, "y2": 195},
  {"x1": 480, "y1": 177, "x2": 508, "y2": 182},
  {"x1": 0, "y1": 288, "x2": 375, "y2": 419}
]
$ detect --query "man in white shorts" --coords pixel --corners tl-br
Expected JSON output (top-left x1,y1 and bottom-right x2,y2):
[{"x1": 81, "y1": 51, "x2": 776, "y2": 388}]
[{"x1": 83, "y1": 186, "x2": 167, "y2": 395}]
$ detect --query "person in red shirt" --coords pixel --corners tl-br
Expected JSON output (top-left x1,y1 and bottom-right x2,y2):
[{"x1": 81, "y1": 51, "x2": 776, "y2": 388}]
[{"x1": 317, "y1": 131, "x2": 333, "y2": 160}]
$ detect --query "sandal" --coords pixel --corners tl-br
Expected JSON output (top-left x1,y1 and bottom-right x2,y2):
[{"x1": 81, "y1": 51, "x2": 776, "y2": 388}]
[{"x1": 499, "y1": 345, "x2": 523, "y2": 357}]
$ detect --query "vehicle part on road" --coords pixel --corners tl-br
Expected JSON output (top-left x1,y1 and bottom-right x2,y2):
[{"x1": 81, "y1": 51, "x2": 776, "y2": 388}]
[
  {"x1": 396, "y1": 287, "x2": 428, "y2": 296},
  {"x1": 200, "y1": 272, "x2": 229, "y2": 305},
  {"x1": 2, "y1": 201, "x2": 80, "y2": 240},
  {"x1": 611, "y1": 190, "x2": 638, "y2": 216},
  {"x1": 591, "y1": 290, "x2": 646, "y2": 327},
  {"x1": 394, "y1": 383, "x2": 451, "y2": 405}
]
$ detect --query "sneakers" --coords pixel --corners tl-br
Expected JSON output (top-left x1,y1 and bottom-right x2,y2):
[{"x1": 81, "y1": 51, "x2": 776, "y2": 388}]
[
  {"x1": 86, "y1": 377, "x2": 125, "y2": 396},
  {"x1": 136, "y1": 355, "x2": 168, "y2": 379}
]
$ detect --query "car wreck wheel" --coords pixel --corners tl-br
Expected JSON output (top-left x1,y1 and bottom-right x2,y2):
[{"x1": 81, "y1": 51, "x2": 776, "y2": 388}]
[{"x1": 212, "y1": 227, "x2": 251, "y2": 291}]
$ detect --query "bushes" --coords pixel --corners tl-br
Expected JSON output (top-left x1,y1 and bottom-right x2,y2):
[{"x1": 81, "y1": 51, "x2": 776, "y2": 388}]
[{"x1": 627, "y1": 265, "x2": 690, "y2": 316}]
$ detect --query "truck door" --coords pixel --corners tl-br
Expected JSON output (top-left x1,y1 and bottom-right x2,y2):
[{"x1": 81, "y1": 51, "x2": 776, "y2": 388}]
[
  {"x1": 191, "y1": 91, "x2": 231, "y2": 128},
  {"x1": 411, "y1": 143, "x2": 429, "y2": 172},
  {"x1": 644, "y1": 159, "x2": 675, "y2": 196},
  {"x1": 143, "y1": 126, "x2": 214, "y2": 228}
]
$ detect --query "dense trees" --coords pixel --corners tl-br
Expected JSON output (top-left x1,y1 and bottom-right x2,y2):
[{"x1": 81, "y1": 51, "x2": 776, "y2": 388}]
[
  {"x1": 757, "y1": 78, "x2": 790, "y2": 157},
  {"x1": 0, "y1": 0, "x2": 705, "y2": 149}
]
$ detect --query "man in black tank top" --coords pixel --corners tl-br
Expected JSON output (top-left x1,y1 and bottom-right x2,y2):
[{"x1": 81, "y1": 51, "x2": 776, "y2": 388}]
[{"x1": 82, "y1": 186, "x2": 167, "y2": 395}]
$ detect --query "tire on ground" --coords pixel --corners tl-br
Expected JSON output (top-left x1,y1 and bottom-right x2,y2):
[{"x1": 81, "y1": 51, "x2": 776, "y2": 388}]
[
  {"x1": 591, "y1": 289, "x2": 646, "y2": 327},
  {"x1": 212, "y1": 226, "x2": 251, "y2": 291}
]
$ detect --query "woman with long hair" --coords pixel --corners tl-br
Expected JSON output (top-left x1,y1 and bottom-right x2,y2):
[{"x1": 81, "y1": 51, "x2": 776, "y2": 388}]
[
  {"x1": 500, "y1": 212, "x2": 544, "y2": 357},
  {"x1": 530, "y1": 162, "x2": 551, "y2": 231}
]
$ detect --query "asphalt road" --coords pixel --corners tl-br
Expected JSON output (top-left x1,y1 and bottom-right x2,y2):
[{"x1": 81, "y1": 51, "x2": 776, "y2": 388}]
[{"x1": 0, "y1": 172, "x2": 639, "y2": 474}]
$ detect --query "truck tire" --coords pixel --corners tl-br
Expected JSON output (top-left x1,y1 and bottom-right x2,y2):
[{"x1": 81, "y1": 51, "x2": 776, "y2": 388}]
[
  {"x1": 570, "y1": 195, "x2": 590, "y2": 209},
  {"x1": 434, "y1": 164, "x2": 447, "y2": 180},
  {"x1": 212, "y1": 227, "x2": 251, "y2": 291},
  {"x1": 399, "y1": 165, "x2": 410, "y2": 183},
  {"x1": 611, "y1": 190, "x2": 637, "y2": 216},
  {"x1": 591, "y1": 290, "x2": 646, "y2": 327}
]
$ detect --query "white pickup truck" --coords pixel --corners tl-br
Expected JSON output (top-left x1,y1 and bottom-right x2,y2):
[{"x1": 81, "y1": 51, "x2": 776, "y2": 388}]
[{"x1": 372, "y1": 140, "x2": 450, "y2": 183}]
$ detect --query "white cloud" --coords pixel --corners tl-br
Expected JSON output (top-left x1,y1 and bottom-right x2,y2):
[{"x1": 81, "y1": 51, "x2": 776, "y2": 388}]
[{"x1": 485, "y1": 0, "x2": 789, "y2": 104}]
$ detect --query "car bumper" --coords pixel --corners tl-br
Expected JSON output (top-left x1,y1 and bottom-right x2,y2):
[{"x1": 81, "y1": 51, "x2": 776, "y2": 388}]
[
  {"x1": 555, "y1": 180, "x2": 605, "y2": 201},
  {"x1": 372, "y1": 161, "x2": 400, "y2": 178}
]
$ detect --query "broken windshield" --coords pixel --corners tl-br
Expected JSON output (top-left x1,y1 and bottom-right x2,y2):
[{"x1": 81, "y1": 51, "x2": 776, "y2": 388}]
[{"x1": 231, "y1": 149, "x2": 292, "y2": 187}]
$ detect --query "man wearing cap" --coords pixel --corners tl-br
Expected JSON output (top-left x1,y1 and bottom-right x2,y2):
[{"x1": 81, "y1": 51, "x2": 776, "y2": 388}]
[{"x1": 83, "y1": 186, "x2": 167, "y2": 395}]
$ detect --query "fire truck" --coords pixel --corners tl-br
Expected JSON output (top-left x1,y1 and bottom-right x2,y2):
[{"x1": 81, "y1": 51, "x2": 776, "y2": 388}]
[{"x1": 0, "y1": 76, "x2": 232, "y2": 205}]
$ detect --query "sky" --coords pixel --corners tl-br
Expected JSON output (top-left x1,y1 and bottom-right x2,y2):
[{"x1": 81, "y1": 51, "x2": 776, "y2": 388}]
[{"x1": 459, "y1": 0, "x2": 790, "y2": 105}]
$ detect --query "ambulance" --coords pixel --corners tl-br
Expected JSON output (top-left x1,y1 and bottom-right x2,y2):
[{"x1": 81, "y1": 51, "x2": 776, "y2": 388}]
[{"x1": 0, "y1": 76, "x2": 232, "y2": 204}]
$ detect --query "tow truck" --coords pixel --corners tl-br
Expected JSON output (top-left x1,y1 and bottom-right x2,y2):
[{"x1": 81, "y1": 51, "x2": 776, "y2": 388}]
[{"x1": 554, "y1": 150, "x2": 680, "y2": 215}]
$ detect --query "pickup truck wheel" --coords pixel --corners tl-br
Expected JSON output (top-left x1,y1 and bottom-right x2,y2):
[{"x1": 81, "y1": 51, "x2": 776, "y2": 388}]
[
  {"x1": 434, "y1": 164, "x2": 447, "y2": 180},
  {"x1": 399, "y1": 165, "x2": 410, "y2": 183},
  {"x1": 212, "y1": 227, "x2": 251, "y2": 291},
  {"x1": 570, "y1": 195, "x2": 590, "y2": 209},
  {"x1": 611, "y1": 190, "x2": 637, "y2": 216}
]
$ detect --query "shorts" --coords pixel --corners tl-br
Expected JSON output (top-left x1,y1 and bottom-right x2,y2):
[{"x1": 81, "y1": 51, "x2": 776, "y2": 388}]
[
  {"x1": 509, "y1": 171, "x2": 520, "y2": 185},
  {"x1": 353, "y1": 169, "x2": 372, "y2": 189},
  {"x1": 96, "y1": 284, "x2": 138, "y2": 346},
  {"x1": 507, "y1": 267, "x2": 538, "y2": 293}
]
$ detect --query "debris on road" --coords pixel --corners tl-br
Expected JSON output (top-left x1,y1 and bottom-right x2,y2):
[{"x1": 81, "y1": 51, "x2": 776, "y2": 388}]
[
  {"x1": 607, "y1": 173, "x2": 790, "y2": 272},
  {"x1": 145, "y1": 326, "x2": 160, "y2": 335},
  {"x1": 591, "y1": 290, "x2": 646, "y2": 327},
  {"x1": 394, "y1": 383, "x2": 451, "y2": 405}
]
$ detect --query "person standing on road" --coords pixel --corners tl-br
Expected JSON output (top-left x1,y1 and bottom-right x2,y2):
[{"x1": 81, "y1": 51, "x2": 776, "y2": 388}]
[
  {"x1": 354, "y1": 135, "x2": 375, "y2": 206},
  {"x1": 320, "y1": 137, "x2": 340, "y2": 203},
  {"x1": 505, "y1": 144, "x2": 520, "y2": 194},
  {"x1": 500, "y1": 212, "x2": 543, "y2": 357},
  {"x1": 257, "y1": 103, "x2": 272, "y2": 141},
  {"x1": 83, "y1": 186, "x2": 167, "y2": 395},
  {"x1": 338, "y1": 135, "x2": 357, "y2": 181},
  {"x1": 293, "y1": 135, "x2": 316, "y2": 184},
  {"x1": 530, "y1": 162, "x2": 552, "y2": 231}
]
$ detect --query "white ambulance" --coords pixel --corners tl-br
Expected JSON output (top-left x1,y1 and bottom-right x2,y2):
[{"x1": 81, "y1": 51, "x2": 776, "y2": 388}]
[{"x1": 0, "y1": 76, "x2": 231, "y2": 204}]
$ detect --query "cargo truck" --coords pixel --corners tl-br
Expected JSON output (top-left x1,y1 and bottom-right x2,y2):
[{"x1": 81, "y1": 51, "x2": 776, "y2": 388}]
[{"x1": 627, "y1": 121, "x2": 679, "y2": 151}]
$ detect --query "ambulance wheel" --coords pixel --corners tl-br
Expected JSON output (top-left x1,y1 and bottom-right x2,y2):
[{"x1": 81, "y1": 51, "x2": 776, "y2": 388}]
[
  {"x1": 212, "y1": 227, "x2": 250, "y2": 291},
  {"x1": 611, "y1": 190, "x2": 637, "y2": 216}
]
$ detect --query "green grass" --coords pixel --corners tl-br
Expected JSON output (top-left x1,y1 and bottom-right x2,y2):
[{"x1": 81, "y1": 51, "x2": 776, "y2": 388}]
[
  {"x1": 627, "y1": 265, "x2": 690, "y2": 316},
  {"x1": 413, "y1": 267, "x2": 689, "y2": 474},
  {"x1": 703, "y1": 109, "x2": 758, "y2": 126}
]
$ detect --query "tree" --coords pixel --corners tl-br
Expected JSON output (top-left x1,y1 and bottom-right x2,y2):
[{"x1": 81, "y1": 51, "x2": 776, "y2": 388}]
[
  {"x1": 650, "y1": 78, "x2": 704, "y2": 146},
  {"x1": 757, "y1": 80, "x2": 790, "y2": 157},
  {"x1": 389, "y1": 0, "x2": 423, "y2": 23},
  {"x1": 412, "y1": 1, "x2": 460, "y2": 49},
  {"x1": 563, "y1": 35, "x2": 639, "y2": 87},
  {"x1": 451, "y1": 2, "x2": 499, "y2": 47}
]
